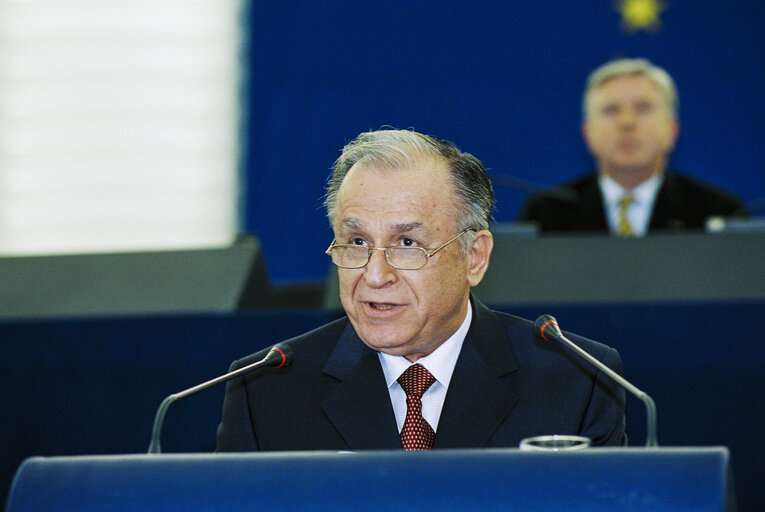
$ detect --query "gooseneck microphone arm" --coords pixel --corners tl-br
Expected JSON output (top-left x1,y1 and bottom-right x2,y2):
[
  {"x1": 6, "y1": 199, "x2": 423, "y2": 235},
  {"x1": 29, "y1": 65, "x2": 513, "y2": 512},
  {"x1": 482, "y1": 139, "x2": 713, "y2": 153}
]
[
  {"x1": 147, "y1": 343, "x2": 293, "y2": 454},
  {"x1": 535, "y1": 315, "x2": 658, "y2": 447}
]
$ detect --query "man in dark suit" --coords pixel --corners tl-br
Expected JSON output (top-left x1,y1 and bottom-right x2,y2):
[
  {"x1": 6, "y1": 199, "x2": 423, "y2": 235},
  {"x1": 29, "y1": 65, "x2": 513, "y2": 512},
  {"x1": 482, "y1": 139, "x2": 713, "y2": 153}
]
[
  {"x1": 217, "y1": 129, "x2": 626, "y2": 452},
  {"x1": 519, "y1": 58, "x2": 745, "y2": 235}
]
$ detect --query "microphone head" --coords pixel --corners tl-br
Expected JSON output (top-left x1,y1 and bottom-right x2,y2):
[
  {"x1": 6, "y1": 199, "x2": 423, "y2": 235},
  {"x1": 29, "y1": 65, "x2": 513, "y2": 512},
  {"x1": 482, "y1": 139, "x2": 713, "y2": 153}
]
[
  {"x1": 534, "y1": 314, "x2": 562, "y2": 341},
  {"x1": 267, "y1": 343, "x2": 294, "y2": 368}
]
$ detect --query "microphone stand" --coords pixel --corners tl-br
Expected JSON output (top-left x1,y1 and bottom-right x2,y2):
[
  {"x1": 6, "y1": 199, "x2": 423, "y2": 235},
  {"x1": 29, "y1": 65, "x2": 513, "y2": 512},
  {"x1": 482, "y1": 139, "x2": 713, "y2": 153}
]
[
  {"x1": 552, "y1": 334, "x2": 658, "y2": 447},
  {"x1": 148, "y1": 346, "x2": 291, "y2": 454}
]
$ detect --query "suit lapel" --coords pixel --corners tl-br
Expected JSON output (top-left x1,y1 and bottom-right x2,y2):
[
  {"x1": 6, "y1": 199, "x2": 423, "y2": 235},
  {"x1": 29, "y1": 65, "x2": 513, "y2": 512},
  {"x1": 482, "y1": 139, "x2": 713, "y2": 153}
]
[
  {"x1": 434, "y1": 299, "x2": 520, "y2": 448},
  {"x1": 320, "y1": 325, "x2": 401, "y2": 450}
]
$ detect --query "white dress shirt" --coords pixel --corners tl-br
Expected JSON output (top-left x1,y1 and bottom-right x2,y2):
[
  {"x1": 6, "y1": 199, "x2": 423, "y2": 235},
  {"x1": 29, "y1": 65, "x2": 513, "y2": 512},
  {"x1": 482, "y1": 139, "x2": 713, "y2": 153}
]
[
  {"x1": 600, "y1": 174, "x2": 663, "y2": 237},
  {"x1": 378, "y1": 301, "x2": 472, "y2": 433}
]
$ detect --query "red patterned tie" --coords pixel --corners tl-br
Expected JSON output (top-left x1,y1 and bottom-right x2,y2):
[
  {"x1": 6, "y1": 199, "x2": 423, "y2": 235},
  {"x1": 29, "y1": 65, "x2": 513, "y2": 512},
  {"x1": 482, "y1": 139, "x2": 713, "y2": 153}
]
[{"x1": 397, "y1": 363, "x2": 437, "y2": 451}]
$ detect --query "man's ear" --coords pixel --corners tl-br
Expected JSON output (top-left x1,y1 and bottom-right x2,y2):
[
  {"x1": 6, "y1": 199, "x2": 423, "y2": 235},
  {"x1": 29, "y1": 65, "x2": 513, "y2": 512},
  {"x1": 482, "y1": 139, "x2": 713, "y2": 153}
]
[
  {"x1": 667, "y1": 117, "x2": 680, "y2": 152},
  {"x1": 581, "y1": 120, "x2": 594, "y2": 153},
  {"x1": 466, "y1": 230, "x2": 493, "y2": 287}
]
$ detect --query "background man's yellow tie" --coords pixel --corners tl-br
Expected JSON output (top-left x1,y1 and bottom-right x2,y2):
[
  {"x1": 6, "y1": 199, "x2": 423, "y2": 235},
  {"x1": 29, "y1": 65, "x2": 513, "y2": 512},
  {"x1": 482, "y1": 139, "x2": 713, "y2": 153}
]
[{"x1": 617, "y1": 193, "x2": 635, "y2": 237}]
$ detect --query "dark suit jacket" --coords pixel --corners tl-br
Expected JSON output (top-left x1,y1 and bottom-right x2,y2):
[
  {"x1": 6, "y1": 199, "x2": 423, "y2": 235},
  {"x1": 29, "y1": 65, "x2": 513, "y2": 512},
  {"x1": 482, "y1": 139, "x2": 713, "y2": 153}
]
[
  {"x1": 519, "y1": 171, "x2": 746, "y2": 233},
  {"x1": 216, "y1": 299, "x2": 626, "y2": 451}
]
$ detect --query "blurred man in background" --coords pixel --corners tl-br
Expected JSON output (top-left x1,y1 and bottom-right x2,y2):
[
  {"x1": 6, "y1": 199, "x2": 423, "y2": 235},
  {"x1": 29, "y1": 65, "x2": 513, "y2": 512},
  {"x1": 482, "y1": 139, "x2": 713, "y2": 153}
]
[{"x1": 520, "y1": 58, "x2": 745, "y2": 235}]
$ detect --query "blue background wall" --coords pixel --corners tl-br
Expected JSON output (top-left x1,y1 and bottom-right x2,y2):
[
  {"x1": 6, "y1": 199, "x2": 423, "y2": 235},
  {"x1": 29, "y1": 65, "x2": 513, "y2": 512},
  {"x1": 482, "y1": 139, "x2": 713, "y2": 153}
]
[{"x1": 243, "y1": 1, "x2": 764, "y2": 283}]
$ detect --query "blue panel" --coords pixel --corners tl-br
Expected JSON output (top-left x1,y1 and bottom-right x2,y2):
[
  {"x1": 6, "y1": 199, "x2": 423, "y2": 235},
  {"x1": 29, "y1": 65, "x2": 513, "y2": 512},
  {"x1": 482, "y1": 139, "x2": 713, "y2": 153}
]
[
  {"x1": 242, "y1": 1, "x2": 765, "y2": 282},
  {"x1": 7, "y1": 449, "x2": 731, "y2": 512}
]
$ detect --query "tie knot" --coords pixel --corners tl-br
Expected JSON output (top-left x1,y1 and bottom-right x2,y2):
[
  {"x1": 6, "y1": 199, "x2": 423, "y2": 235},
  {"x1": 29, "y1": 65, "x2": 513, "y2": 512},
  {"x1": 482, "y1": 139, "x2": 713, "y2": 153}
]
[
  {"x1": 397, "y1": 364, "x2": 436, "y2": 399},
  {"x1": 618, "y1": 193, "x2": 635, "y2": 209}
]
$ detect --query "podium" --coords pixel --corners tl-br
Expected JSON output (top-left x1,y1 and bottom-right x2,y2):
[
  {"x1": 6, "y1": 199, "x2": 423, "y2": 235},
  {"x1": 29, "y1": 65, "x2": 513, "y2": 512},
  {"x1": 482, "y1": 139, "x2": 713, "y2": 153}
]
[{"x1": 6, "y1": 448, "x2": 733, "y2": 511}]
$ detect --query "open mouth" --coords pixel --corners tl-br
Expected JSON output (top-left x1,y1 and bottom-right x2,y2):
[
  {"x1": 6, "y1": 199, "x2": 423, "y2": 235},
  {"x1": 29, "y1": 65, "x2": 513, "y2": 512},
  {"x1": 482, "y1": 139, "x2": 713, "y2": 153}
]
[{"x1": 368, "y1": 302, "x2": 399, "y2": 311}]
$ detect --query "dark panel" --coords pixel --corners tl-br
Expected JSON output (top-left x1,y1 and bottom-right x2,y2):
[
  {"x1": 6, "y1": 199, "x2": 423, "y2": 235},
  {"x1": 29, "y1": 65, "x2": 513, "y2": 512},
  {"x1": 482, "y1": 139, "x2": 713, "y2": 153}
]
[
  {"x1": 474, "y1": 229, "x2": 765, "y2": 305},
  {"x1": 0, "y1": 236, "x2": 263, "y2": 319}
]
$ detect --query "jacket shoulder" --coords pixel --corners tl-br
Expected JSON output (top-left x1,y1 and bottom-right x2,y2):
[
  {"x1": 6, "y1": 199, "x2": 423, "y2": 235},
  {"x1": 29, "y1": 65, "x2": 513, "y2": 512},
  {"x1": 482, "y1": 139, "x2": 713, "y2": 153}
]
[
  {"x1": 518, "y1": 173, "x2": 606, "y2": 231},
  {"x1": 663, "y1": 172, "x2": 745, "y2": 211}
]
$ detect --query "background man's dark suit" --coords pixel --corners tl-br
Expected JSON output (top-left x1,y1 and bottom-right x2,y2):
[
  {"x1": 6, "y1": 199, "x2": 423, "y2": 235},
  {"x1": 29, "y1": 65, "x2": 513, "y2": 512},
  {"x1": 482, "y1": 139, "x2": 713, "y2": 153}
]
[
  {"x1": 519, "y1": 171, "x2": 746, "y2": 233},
  {"x1": 217, "y1": 299, "x2": 626, "y2": 451}
]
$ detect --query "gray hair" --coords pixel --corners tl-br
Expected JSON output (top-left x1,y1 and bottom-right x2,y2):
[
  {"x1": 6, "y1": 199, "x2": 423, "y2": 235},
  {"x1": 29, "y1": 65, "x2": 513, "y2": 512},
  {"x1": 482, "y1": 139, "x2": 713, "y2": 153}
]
[
  {"x1": 324, "y1": 129, "x2": 494, "y2": 255},
  {"x1": 583, "y1": 58, "x2": 678, "y2": 118}
]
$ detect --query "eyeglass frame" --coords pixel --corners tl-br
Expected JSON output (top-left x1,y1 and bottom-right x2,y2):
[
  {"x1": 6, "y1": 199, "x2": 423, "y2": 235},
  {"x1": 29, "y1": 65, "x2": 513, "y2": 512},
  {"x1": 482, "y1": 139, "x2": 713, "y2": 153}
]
[{"x1": 324, "y1": 227, "x2": 477, "y2": 270}]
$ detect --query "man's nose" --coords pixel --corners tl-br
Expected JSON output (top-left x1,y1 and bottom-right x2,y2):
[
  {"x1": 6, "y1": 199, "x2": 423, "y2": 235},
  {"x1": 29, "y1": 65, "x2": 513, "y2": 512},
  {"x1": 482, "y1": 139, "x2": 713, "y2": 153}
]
[
  {"x1": 617, "y1": 107, "x2": 638, "y2": 127},
  {"x1": 363, "y1": 248, "x2": 396, "y2": 287}
]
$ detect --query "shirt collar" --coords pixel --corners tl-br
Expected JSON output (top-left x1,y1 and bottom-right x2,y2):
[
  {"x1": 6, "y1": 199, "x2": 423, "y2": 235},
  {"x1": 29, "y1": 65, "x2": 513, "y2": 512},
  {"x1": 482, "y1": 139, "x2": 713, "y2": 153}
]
[
  {"x1": 600, "y1": 174, "x2": 663, "y2": 207},
  {"x1": 379, "y1": 301, "x2": 472, "y2": 389}
]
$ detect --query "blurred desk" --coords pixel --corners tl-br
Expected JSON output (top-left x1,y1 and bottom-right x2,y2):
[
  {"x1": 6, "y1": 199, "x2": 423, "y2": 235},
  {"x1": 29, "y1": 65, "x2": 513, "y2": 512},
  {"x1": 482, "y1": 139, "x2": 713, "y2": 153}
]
[
  {"x1": 475, "y1": 230, "x2": 765, "y2": 305},
  {"x1": 0, "y1": 236, "x2": 266, "y2": 319}
]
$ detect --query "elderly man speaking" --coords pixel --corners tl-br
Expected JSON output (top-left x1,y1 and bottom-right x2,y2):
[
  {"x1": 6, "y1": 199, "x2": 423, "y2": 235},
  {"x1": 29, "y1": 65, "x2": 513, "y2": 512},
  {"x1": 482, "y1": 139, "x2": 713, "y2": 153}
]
[{"x1": 217, "y1": 129, "x2": 626, "y2": 452}]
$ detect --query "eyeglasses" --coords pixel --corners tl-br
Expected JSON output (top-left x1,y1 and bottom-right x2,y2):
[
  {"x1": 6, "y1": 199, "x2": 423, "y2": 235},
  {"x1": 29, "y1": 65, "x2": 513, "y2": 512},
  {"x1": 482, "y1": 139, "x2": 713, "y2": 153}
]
[{"x1": 325, "y1": 227, "x2": 476, "y2": 270}]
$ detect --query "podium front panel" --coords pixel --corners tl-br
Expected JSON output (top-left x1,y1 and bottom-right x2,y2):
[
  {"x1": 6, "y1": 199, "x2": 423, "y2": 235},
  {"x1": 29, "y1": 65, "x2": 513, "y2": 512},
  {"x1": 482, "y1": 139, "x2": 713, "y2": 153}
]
[{"x1": 6, "y1": 448, "x2": 732, "y2": 512}]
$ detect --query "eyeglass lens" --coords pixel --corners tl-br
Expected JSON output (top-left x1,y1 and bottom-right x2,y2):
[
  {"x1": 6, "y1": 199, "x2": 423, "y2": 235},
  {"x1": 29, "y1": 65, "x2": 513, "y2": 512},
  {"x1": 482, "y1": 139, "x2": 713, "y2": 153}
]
[{"x1": 331, "y1": 246, "x2": 427, "y2": 270}]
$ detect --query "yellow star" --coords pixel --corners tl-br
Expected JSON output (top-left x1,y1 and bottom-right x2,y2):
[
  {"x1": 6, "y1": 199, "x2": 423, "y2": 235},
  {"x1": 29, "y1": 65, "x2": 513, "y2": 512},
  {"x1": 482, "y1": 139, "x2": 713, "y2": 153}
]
[{"x1": 616, "y1": 0, "x2": 666, "y2": 33}]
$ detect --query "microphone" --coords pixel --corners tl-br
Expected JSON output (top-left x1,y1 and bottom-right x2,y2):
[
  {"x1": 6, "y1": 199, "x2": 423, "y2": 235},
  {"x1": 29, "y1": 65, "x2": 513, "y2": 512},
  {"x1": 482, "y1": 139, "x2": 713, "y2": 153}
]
[
  {"x1": 535, "y1": 314, "x2": 658, "y2": 447},
  {"x1": 147, "y1": 343, "x2": 293, "y2": 454}
]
